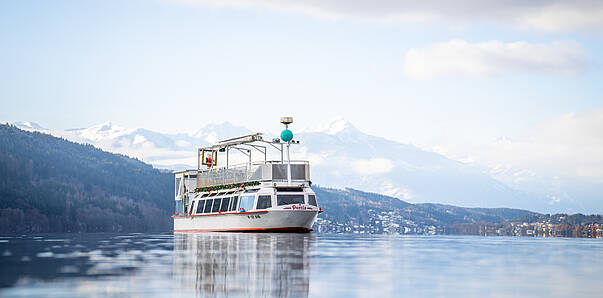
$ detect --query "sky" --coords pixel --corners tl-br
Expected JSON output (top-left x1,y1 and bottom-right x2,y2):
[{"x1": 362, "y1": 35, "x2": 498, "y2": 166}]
[{"x1": 1, "y1": 0, "x2": 602, "y2": 187}]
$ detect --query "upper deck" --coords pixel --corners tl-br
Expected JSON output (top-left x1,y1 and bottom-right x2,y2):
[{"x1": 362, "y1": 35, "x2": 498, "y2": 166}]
[
  {"x1": 175, "y1": 160, "x2": 310, "y2": 190},
  {"x1": 174, "y1": 130, "x2": 309, "y2": 198}
]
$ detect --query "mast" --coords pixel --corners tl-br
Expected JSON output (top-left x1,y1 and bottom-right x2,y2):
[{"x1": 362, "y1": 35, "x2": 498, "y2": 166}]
[{"x1": 280, "y1": 117, "x2": 294, "y2": 185}]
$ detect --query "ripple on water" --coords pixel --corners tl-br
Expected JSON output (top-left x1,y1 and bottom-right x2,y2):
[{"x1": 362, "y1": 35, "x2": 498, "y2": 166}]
[{"x1": 36, "y1": 252, "x2": 54, "y2": 258}]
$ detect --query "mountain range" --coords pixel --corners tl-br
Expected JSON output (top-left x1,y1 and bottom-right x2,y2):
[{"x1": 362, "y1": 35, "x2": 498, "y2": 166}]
[
  {"x1": 0, "y1": 124, "x2": 543, "y2": 234},
  {"x1": 10, "y1": 120, "x2": 597, "y2": 213},
  {"x1": 2, "y1": 124, "x2": 599, "y2": 235}
]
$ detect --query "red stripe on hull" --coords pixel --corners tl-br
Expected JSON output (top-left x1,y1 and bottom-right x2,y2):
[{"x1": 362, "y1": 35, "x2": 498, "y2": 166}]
[
  {"x1": 172, "y1": 210, "x2": 269, "y2": 218},
  {"x1": 174, "y1": 227, "x2": 313, "y2": 233}
]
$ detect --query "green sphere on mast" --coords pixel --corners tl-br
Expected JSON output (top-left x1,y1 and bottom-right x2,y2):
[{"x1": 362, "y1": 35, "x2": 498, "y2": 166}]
[
  {"x1": 280, "y1": 129, "x2": 293, "y2": 142},
  {"x1": 280, "y1": 117, "x2": 294, "y2": 142}
]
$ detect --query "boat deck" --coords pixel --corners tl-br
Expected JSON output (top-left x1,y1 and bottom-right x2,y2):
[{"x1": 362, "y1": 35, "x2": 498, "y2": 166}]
[{"x1": 175, "y1": 160, "x2": 310, "y2": 194}]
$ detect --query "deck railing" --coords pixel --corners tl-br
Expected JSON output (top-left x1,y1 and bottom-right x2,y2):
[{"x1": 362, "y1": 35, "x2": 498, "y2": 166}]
[{"x1": 195, "y1": 160, "x2": 310, "y2": 187}]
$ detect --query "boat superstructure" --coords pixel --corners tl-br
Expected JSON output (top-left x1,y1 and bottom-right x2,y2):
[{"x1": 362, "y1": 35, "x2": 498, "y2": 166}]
[{"x1": 173, "y1": 117, "x2": 321, "y2": 232}]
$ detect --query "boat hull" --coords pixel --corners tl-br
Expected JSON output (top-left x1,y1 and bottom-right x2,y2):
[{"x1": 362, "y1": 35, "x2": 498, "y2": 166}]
[{"x1": 173, "y1": 209, "x2": 318, "y2": 233}]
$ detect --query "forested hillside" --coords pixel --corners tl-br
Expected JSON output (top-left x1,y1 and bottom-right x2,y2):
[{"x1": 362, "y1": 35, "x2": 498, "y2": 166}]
[
  {"x1": 313, "y1": 186, "x2": 538, "y2": 228},
  {"x1": 0, "y1": 124, "x2": 172, "y2": 233}
]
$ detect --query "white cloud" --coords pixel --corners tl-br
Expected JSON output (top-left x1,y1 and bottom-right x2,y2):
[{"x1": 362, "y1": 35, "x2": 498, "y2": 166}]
[
  {"x1": 380, "y1": 181, "x2": 414, "y2": 200},
  {"x1": 418, "y1": 109, "x2": 603, "y2": 210},
  {"x1": 402, "y1": 39, "x2": 586, "y2": 79},
  {"x1": 175, "y1": 140, "x2": 192, "y2": 147},
  {"x1": 351, "y1": 158, "x2": 394, "y2": 175},
  {"x1": 519, "y1": 3, "x2": 603, "y2": 33},
  {"x1": 293, "y1": 146, "x2": 326, "y2": 166},
  {"x1": 172, "y1": 0, "x2": 603, "y2": 33},
  {"x1": 447, "y1": 109, "x2": 603, "y2": 182}
]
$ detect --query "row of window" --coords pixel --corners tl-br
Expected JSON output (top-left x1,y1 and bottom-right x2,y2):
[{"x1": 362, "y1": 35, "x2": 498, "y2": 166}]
[
  {"x1": 189, "y1": 194, "x2": 318, "y2": 214},
  {"x1": 195, "y1": 196, "x2": 240, "y2": 214}
]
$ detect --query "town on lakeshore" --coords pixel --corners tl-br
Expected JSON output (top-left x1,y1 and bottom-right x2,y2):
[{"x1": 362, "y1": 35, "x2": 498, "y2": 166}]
[{"x1": 315, "y1": 209, "x2": 603, "y2": 238}]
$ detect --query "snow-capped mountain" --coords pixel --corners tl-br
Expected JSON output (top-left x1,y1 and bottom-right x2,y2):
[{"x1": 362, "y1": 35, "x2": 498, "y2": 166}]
[
  {"x1": 10, "y1": 119, "x2": 590, "y2": 213},
  {"x1": 293, "y1": 119, "x2": 539, "y2": 210},
  {"x1": 300, "y1": 118, "x2": 357, "y2": 135},
  {"x1": 13, "y1": 121, "x2": 50, "y2": 132}
]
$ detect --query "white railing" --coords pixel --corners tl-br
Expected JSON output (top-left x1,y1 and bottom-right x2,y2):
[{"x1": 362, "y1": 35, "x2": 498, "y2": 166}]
[{"x1": 195, "y1": 160, "x2": 310, "y2": 187}]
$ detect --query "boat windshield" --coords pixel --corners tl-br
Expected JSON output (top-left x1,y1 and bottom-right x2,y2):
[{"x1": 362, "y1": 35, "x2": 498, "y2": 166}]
[{"x1": 277, "y1": 194, "x2": 305, "y2": 206}]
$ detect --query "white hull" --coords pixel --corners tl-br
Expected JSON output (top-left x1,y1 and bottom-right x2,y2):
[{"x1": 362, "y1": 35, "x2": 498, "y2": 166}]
[{"x1": 174, "y1": 207, "x2": 319, "y2": 232}]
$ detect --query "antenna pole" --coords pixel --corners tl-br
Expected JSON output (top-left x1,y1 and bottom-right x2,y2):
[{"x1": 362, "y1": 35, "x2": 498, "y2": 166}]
[
  {"x1": 287, "y1": 141, "x2": 291, "y2": 185},
  {"x1": 280, "y1": 116, "x2": 294, "y2": 186}
]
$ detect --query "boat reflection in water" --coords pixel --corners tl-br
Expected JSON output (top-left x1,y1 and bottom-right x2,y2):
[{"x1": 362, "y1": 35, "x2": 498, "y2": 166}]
[{"x1": 173, "y1": 232, "x2": 315, "y2": 297}]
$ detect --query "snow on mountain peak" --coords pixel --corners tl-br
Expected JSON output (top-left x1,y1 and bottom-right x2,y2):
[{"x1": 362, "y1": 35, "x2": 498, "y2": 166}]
[
  {"x1": 303, "y1": 118, "x2": 357, "y2": 135},
  {"x1": 13, "y1": 121, "x2": 48, "y2": 131},
  {"x1": 69, "y1": 122, "x2": 131, "y2": 142},
  {"x1": 90, "y1": 122, "x2": 125, "y2": 132}
]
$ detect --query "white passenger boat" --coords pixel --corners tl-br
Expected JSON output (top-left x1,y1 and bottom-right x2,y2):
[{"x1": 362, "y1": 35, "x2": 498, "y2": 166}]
[{"x1": 173, "y1": 117, "x2": 321, "y2": 232}]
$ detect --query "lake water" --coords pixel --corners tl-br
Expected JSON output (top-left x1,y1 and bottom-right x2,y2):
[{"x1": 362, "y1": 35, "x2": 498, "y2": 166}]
[{"x1": 0, "y1": 233, "x2": 601, "y2": 297}]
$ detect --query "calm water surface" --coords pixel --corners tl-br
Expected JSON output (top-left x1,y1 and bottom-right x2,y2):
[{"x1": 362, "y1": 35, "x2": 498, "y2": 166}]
[{"x1": 0, "y1": 233, "x2": 601, "y2": 297}]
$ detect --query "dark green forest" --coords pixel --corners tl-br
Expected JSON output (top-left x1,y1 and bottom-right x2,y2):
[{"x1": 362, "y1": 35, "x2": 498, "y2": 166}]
[{"x1": 0, "y1": 124, "x2": 172, "y2": 233}]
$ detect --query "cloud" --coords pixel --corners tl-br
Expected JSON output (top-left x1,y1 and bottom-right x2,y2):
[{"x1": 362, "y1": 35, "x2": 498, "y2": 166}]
[
  {"x1": 458, "y1": 109, "x2": 603, "y2": 182},
  {"x1": 519, "y1": 3, "x2": 603, "y2": 33},
  {"x1": 514, "y1": 109, "x2": 603, "y2": 181},
  {"x1": 172, "y1": 0, "x2": 603, "y2": 33},
  {"x1": 351, "y1": 158, "x2": 394, "y2": 175},
  {"x1": 423, "y1": 108, "x2": 603, "y2": 210},
  {"x1": 380, "y1": 181, "x2": 414, "y2": 200},
  {"x1": 402, "y1": 39, "x2": 587, "y2": 79}
]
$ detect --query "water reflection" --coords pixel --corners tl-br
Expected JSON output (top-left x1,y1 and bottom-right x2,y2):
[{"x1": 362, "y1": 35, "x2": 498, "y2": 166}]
[
  {"x1": 173, "y1": 233, "x2": 315, "y2": 297},
  {"x1": 1, "y1": 234, "x2": 602, "y2": 297}
]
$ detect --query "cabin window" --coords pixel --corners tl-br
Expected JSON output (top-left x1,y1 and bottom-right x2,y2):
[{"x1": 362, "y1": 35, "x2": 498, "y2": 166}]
[
  {"x1": 277, "y1": 195, "x2": 305, "y2": 206},
  {"x1": 220, "y1": 197, "x2": 231, "y2": 212},
  {"x1": 203, "y1": 200, "x2": 212, "y2": 213},
  {"x1": 212, "y1": 198, "x2": 221, "y2": 213},
  {"x1": 196, "y1": 200, "x2": 205, "y2": 214},
  {"x1": 175, "y1": 178, "x2": 182, "y2": 197},
  {"x1": 256, "y1": 195, "x2": 272, "y2": 210},
  {"x1": 230, "y1": 196, "x2": 239, "y2": 211},
  {"x1": 239, "y1": 195, "x2": 255, "y2": 212},
  {"x1": 308, "y1": 195, "x2": 317, "y2": 206}
]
